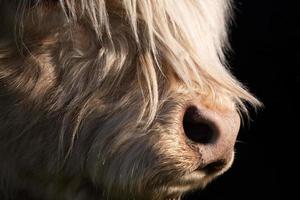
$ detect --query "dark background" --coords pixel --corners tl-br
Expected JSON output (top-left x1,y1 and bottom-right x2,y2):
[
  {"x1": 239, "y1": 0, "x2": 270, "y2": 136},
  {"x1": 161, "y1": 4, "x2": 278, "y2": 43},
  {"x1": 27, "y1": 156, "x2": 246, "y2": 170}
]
[{"x1": 185, "y1": 0, "x2": 298, "y2": 199}]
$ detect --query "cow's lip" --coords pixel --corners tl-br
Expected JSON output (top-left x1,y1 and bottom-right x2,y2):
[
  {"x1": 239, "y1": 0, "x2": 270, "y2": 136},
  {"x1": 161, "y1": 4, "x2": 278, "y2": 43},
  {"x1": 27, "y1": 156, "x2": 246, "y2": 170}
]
[{"x1": 164, "y1": 159, "x2": 232, "y2": 199}]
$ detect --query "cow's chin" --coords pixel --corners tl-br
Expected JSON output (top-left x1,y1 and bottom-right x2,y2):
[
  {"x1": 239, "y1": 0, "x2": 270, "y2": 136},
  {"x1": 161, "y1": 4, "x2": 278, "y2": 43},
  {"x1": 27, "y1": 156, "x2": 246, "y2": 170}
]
[
  {"x1": 162, "y1": 152, "x2": 235, "y2": 199},
  {"x1": 162, "y1": 172, "x2": 218, "y2": 199}
]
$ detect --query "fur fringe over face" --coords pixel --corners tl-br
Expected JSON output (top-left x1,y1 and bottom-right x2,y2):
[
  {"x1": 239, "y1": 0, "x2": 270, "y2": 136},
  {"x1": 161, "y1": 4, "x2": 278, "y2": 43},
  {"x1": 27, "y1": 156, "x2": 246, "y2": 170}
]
[{"x1": 0, "y1": 0, "x2": 261, "y2": 199}]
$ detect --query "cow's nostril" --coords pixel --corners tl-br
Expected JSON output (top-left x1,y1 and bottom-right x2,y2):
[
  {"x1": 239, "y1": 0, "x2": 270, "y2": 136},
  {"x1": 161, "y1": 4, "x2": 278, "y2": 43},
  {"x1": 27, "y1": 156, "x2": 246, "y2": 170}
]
[{"x1": 183, "y1": 106, "x2": 217, "y2": 144}]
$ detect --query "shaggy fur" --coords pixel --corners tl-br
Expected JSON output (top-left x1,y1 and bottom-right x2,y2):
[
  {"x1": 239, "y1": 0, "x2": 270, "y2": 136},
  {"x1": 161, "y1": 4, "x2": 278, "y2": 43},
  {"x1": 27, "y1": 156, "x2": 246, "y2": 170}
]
[{"x1": 0, "y1": 0, "x2": 260, "y2": 199}]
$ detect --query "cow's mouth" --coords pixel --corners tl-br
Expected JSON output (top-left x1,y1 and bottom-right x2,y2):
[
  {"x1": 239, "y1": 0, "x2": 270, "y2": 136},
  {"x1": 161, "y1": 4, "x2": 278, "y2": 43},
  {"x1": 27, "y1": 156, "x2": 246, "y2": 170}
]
[
  {"x1": 164, "y1": 155, "x2": 234, "y2": 199},
  {"x1": 163, "y1": 171, "x2": 213, "y2": 199}
]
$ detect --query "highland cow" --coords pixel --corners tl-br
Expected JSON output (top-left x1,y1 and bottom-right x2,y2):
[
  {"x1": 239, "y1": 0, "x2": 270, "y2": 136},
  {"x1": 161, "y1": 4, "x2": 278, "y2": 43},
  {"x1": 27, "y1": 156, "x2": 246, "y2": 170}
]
[{"x1": 0, "y1": 0, "x2": 260, "y2": 199}]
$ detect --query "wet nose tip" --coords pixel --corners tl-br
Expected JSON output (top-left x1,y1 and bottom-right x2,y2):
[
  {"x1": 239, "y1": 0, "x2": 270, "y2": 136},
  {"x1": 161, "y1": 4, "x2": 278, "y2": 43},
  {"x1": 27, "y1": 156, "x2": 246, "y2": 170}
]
[{"x1": 182, "y1": 105, "x2": 240, "y2": 146}]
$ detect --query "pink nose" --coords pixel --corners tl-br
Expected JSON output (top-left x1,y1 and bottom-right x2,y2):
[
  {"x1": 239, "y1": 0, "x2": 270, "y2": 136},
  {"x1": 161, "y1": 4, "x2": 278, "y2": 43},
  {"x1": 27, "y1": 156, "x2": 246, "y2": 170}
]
[{"x1": 182, "y1": 103, "x2": 241, "y2": 173}]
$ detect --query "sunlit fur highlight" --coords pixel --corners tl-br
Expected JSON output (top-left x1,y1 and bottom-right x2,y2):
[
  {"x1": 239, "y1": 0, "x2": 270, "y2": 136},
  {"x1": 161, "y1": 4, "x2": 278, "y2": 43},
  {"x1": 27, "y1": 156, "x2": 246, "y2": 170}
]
[{"x1": 36, "y1": 0, "x2": 259, "y2": 120}]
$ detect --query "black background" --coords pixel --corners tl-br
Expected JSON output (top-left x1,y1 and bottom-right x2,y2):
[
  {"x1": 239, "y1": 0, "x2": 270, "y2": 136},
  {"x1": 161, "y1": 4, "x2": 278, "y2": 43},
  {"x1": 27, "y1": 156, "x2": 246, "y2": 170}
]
[{"x1": 185, "y1": 0, "x2": 298, "y2": 199}]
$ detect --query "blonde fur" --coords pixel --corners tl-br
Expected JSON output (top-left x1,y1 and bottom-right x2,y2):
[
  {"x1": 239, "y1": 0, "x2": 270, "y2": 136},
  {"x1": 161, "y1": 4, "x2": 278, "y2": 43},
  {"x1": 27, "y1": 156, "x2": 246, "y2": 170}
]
[
  {"x1": 0, "y1": 0, "x2": 261, "y2": 199},
  {"x1": 62, "y1": 0, "x2": 259, "y2": 121}
]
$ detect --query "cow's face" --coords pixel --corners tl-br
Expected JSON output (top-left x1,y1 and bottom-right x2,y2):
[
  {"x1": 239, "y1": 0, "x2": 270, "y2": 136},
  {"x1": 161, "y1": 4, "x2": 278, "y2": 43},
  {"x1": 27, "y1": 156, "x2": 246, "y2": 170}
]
[{"x1": 0, "y1": 0, "x2": 260, "y2": 199}]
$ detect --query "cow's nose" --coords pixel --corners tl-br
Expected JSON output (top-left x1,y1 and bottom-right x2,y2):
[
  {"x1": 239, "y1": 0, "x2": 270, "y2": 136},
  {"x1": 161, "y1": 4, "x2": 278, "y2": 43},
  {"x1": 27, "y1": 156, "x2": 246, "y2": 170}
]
[{"x1": 182, "y1": 104, "x2": 240, "y2": 173}]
